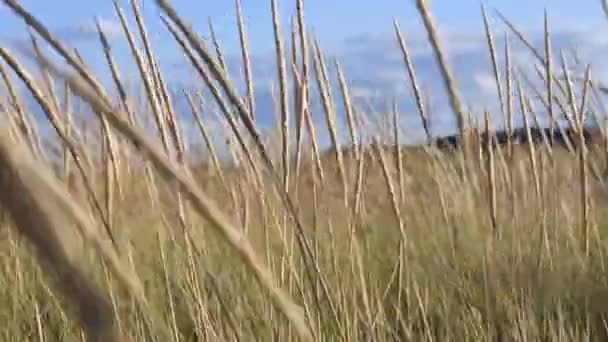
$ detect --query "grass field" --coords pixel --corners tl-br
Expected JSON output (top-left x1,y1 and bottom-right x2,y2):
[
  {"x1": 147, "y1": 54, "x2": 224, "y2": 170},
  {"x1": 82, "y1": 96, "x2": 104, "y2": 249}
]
[{"x1": 1, "y1": 0, "x2": 608, "y2": 341}]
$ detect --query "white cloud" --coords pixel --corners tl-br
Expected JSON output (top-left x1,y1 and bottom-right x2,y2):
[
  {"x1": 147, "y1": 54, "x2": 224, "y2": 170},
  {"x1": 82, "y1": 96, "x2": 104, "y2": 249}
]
[
  {"x1": 473, "y1": 72, "x2": 498, "y2": 96},
  {"x1": 375, "y1": 69, "x2": 406, "y2": 82},
  {"x1": 50, "y1": 17, "x2": 123, "y2": 43},
  {"x1": 340, "y1": 30, "x2": 488, "y2": 60},
  {"x1": 76, "y1": 17, "x2": 122, "y2": 40},
  {"x1": 351, "y1": 86, "x2": 379, "y2": 99}
]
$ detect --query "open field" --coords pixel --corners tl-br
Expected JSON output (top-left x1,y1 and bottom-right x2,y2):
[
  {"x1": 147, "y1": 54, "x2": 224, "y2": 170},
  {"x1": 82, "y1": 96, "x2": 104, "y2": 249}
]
[{"x1": 2, "y1": 0, "x2": 608, "y2": 341}]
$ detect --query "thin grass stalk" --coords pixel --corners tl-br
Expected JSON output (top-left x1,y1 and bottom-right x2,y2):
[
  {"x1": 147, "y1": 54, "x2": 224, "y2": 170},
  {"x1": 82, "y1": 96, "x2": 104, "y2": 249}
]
[
  {"x1": 335, "y1": 61, "x2": 358, "y2": 155},
  {"x1": 579, "y1": 65, "x2": 592, "y2": 121},
  {"x1": 130, "y1": 0, "x2": 159, "y2": 86},
  {"x1": 97, "y1": 28, "x2": 135, "y2": 125},
  {"x1": 588, "y1": 108, "x2": 603, "y2": 137},
  {"x1": 415, "y1": 0, "x2": 466, "y2": 138},
  {"x1": 113, "y1": 0, "x2": 171, "y2": 153},
  {"x1": 98, "y1": 118, "x2": 121, "y2": 210},
  {"x1": 302, "y1": 89, "x2": 326, "y2": 184},
  {"x1": 153, "y1": 56, "x2": 186, "y2": 160},
  {"x1": 96, "y1": 24, "x2": 135, "y2": 125},
  {"x1": 93, "y1": 21, "x2": 123, "y2": 228},
  {"x1": 34, "y1": 299, "x2": 46, "y2": 342},
  {"x1": 235, "y1": 0, "x2": 256, "y2": 122},
  {"x1": 591, "y1": 82, "x2": 608, "y2": 134},
  {"x1": 271, "y1": 0, "x2": 291, "y2": 193},
  {"x1": 350, "y1": 235, "x2": 374, "y2": 333},
  {"x1": 495, "y1": 9, "x2": 544, "y2": 62},
  {"x1": 561, "y1": 52, "x2": 581, "y2": 138},
  {"x1": 293, "y1": 0, "x2": 324, "y2": 184},
  {"x1": 493, "y1": 132, "x2": 511, "y2": 189},
  {"x1": 553, "y1": 95, "x2": 578, "y2": 140},
  {"x1": 291, "y1": 20, "x2": 306, "y2": 183},
  {"x1": 63, "y1": 81, "x2": 72, "y2": 181},
  {"x1": 579, "y1": 66, "x2": 592, "y2": 258},
  {"x1": 311, "y1": 39, "x2": 348, "y2": 205},
  {"x1": 350, "y1": 136, "x2": 366, "y2": 238},
  {"x1": 308, "y1": 166, "x2": 323, "y2": 334},
  {"x1": 394, "y1": 19, "x2": 430, "y2": 144},
  {"x1": 295, "y1": 0, "x2": 309, "y2": 100},
  {"x1": 208, "y1": 17, "x2": 229, "y2": 73},
  {"x1": 544, "y1": 10, "x2": 555, "y2": 146},
  {"x1": 528, "y1": 99, "x2": 553, "y2": 160},
  {"x1": 95, "y1": 19, "x2": 134, "y2": 201},
  {"x1": 212, "y1": 104, "x2": 246, "y2": 169},
  {"x1": 181, "y1": 243, "x2": 208, "y2": 339},
  {"x1": 392, "y1": 100, "x2": 405, "y2": 205},
  {"x1": 185, "y1": 91, "x2": 226, "y2": 185},
  {"x1": 27, "y1": 31, "x2": 62, "y2": 113},
  {"x1": 504, "y1": 33, "x2": 517, "y2": 229},
  {"x1": 484, "y1": 111, "x2": 498, "y2": 235},
  {"x1": 373, "y1": 138, "x2": 406, "y2": 240},
  {"x1": 0, "y1": 97, "x2": 22, "y2": 144},
  {"x1": 100, "y1": 259, "x2": 124, "y2": 336},
  {"x1": 157, "y1": 232, "x2": 180, "y2": 341},
  {"x1": 481, "y1": 5, "x2": 506, "y2": 122},
  {"x1": 316, "y1": 42, "x2": 335, "y2": 108},
  {"x1": 482, "y1": 230, "x2": 503, "y2": 341},
  {"x1": 517, "y1": 81, "x2": 548, "y2": 267},
  {"x1": 526, "y1": 65, "x2": 579, "y2": 153},
  {"x1": 0, "y1": 61, "x2": 41, "y2": 157},
  {"x1": 605, "y1": 118, "x2": 608, "y2": 179},
  {"x1": 532, "y1": 64, "x2": 577, "y2": 129},
  {"x1": 504, "y1": 33, "x2": 514, "y2": 156},
  {"x1": 102, "y1": 123, "x2": 115, "y2": 243}
]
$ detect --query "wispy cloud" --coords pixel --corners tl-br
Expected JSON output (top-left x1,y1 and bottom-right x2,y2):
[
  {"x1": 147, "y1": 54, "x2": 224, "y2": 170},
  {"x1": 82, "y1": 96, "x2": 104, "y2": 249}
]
[
  {"x1": 55, "y1": 17, "x2": 123, "y2": 42},
  {"x1": 350, "y1": 86, "x2": 381, "y2": 100},
  {"x1": 473, "y1": 72, "x2": 498, "y2": 96}
]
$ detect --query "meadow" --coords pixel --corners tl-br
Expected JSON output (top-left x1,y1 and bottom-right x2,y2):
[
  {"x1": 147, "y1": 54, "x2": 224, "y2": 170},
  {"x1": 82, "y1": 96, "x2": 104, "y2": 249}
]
[{"x1": 1, "y1": 0, "x2": 608, "y2": 341}]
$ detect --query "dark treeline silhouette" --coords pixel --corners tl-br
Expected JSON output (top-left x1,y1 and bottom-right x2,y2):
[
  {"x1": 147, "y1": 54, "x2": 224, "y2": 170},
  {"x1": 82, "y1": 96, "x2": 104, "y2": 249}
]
[
  {"x1": 433, "y1": 125, "x2": 604, "y2": 152},
  {"x1": 320, "y1": 124, "x2": 605, "y2": 160}
]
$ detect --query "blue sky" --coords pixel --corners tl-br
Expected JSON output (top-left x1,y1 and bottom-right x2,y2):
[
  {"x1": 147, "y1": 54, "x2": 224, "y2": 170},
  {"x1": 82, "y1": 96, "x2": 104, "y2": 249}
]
[
  {"x1": 1, "y1": 0, "x2": 608, "y2": 146},
  {"x1": 2, "y1": 0, "x2": 605, "y2": 53}
]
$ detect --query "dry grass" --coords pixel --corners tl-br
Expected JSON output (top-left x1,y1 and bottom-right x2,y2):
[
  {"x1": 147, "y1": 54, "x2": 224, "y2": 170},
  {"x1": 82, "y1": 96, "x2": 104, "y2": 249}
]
[{"x1": 1, "y1": 0, "x2": 608, "y2": 341}]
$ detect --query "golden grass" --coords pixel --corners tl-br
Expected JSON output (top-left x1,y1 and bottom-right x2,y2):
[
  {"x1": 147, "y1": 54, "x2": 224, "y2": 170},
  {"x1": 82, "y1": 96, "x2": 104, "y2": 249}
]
[{"x1": 1, "y1": 0, "x2": 608, "y2": 341}]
